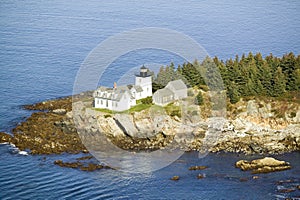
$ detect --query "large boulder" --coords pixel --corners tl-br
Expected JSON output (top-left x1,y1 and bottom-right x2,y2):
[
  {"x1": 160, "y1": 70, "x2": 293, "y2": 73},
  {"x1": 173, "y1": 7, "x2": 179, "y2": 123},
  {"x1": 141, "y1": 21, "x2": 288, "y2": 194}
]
[{"x1": 236, "y1": 157, "x2": 291, "y2": 174}]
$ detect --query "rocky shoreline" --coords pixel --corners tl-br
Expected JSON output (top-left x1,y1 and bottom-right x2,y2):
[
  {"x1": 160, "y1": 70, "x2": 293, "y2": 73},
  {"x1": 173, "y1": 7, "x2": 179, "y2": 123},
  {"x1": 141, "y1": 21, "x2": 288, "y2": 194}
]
[
  {"x1": 0, "y1": 93, "x2": 300, "y2": 176},
  {"x1": 73, "y1": 95, "x2": 300, "y2": 155},
  {"x1": 0, "y1": 93, "x2": 299, "y2": 171},
  {"x1": 1, "y1": 96, "x2": 87, "y2": 155}
]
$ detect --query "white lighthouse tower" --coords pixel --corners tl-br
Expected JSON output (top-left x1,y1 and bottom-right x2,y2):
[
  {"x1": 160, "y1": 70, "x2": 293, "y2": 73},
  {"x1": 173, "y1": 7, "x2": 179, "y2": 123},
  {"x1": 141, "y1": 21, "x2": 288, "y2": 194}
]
[{"x1": 135, "y1": 66, "x2": 152, "y2": 98}]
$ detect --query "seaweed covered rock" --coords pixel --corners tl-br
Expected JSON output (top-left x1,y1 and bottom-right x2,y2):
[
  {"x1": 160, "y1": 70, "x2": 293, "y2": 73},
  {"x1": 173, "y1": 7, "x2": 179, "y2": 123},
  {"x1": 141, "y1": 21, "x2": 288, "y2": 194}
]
[
  {"x1": 0, "y1": 132, "x2": 13, "y2": 143},
  {"x1": 236, "y1": 157, "x2": 291, "y2": 174}
]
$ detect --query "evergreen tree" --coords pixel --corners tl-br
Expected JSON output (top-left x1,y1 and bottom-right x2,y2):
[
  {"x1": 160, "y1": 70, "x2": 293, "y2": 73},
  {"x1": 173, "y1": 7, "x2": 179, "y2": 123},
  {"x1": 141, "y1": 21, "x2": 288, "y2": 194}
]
[
  {"x1": 228, "y1": 83, "x2": 240, "y2": 104},
  {"x1": 155, "y1": 52, "x2": 299, "y2": 102},
  {"x1": 280, "y1": 52, "x2": 296, "y2": 91},
  {"x1": 271, "y1": 67, "x2": 286, "y2": 97},
  {"x1": 258, "y1": 61, "x2": 273, "y2": 96},
  {"x1": 293, "y1": 69, "x2": 300, "y2": 91},
  {"x1": 202, "y1": 57, "x2": 223, "y2": 91},
  {"x1": 181, "y1": 62, "x2": 205, "y2": 87}
]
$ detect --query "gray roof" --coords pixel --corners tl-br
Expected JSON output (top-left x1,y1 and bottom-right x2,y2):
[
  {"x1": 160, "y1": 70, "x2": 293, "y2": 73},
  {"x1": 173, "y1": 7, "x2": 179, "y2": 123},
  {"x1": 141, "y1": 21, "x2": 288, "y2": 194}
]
[
  {"x1": 126, "y1": 84, "x2": 143, "y2": 93},
  {"x1": 94, "y1": 86, "x2": 131, "y2": 101},
  {"x1": 154, "y1": 88, "x2": 173, "y2": 97},
  {"x1": 133, "y1": 85, "x2": 143, "y2": 92},
  {"x1": 166, "y1": 79, "x2": 187, "y2": 90}
]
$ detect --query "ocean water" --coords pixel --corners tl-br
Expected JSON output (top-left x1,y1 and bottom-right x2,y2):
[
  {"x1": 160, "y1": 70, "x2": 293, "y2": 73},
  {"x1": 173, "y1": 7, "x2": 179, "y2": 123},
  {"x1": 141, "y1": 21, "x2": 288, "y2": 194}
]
[{"x1": 0, "y1": 0, "x2": 300, "y2": 199}]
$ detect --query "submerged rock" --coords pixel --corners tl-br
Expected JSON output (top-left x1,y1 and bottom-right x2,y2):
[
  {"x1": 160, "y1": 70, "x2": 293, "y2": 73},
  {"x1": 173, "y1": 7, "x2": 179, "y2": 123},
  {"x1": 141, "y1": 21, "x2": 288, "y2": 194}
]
[
  {"x1": 239, "y1": 177, "x2": 248, "y2": 182},
  {"x1": 189, "y1": 166, "x2": 208, "y2": 170},
  {"x1": 171, "y1": 176, "x2": 180, "y2": 181},
  {"x1": 197, "y1": 174, "x2": 205, "y2": 179},
  {"x1": 54, "y1": 158, "x2": 112, "y2": 171},
  {"x1": 236, "y1": 157, "x2": 291, "y2": 174},
  {"x1": 277, "y1": 188, "x2": 296, "y2": 193}
]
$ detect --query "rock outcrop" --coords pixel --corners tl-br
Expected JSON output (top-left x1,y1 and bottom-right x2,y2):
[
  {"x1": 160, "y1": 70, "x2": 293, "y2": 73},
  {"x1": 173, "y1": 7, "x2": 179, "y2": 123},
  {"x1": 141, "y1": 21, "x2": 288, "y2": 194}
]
[
  {"x1": 236, "y1": 157, "x2": 291, "y2": 174},
  {"x1": 1, "y1": 94, "x2": 299, "y2": 155},
  {"x1": 73, "y1": 98, "x2": 300, "y2": 154}
]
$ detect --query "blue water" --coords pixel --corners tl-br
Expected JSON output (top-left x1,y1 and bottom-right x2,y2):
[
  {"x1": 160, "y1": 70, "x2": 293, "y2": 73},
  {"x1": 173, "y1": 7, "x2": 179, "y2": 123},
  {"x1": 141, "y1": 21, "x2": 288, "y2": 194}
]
[{"x1": 0, "y1": 0, "x2": 300, "y2": 199}]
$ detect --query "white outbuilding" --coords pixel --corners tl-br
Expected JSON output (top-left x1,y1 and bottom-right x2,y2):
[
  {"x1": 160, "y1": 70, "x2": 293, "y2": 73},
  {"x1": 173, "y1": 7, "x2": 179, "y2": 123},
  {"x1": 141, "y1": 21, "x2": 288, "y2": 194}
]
[{"x1": 152, "y1": 79, "x2": 187, "y2": 106}]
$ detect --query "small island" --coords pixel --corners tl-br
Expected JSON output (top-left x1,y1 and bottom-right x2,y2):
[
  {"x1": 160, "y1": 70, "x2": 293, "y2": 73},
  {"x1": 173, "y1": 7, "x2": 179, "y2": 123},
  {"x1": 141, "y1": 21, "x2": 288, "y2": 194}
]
[{"x1": 0, "y1": 52, "x2": 299, "y2": 172}]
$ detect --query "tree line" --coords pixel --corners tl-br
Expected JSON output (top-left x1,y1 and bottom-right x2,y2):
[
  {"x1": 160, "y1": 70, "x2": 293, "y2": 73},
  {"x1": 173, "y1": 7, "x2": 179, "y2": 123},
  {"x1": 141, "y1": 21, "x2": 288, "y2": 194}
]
[{"x1": 153, "y1": 52, "x2": 300, "y2": 104}]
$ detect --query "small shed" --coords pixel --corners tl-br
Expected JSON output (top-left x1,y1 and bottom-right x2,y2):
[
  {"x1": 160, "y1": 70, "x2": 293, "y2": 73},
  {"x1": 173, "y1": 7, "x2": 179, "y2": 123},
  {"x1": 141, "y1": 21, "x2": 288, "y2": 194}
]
[
  {"x1": 152, "y1": 88, "x2": 174, "y2": 106},
  {"x1": 166, "y1": 79, "x2": 187, "y2": 100}
]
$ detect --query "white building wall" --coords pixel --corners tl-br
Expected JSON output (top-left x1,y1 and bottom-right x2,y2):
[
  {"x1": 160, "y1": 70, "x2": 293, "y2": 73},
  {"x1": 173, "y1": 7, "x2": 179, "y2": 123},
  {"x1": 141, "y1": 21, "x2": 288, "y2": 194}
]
[
  {"x1": 136, "y1": 91, "x2": 143, "y2": 100},
  {"x1": 173, "y1": 89, "x2": 187, "y2": 100},
  {"x1": 166, "y1": 84, "x2": 187, "y2": 100},
  {"x1": 94, "y1": 98, "x2": 112, "y2": 109},
  {"x1": 130, "y1": 99, "x2": 136, "y2": 107},
  {"x1": 111, "y1": 92, "x2": 131, "y2": 112},
  {"x1": 135, "y1": 76, "x2": 152, "y2": 99}
]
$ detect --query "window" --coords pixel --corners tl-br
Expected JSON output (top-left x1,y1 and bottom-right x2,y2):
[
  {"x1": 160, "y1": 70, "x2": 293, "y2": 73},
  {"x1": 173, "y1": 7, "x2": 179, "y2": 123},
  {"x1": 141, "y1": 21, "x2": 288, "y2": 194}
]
[
  {"x1": 101, "y1": 100, "x2": 103, "y2": 105},
  {"x1": 97, "y1": 99, "x2": 99, "y2": 104},
  {"x1": 116, "y1": 102, "x2": 118, "y2": 107}
]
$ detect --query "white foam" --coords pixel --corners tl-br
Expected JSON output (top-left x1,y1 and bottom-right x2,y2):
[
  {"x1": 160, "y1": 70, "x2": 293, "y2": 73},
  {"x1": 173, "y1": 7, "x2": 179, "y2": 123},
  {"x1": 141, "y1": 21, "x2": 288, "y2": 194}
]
[
  {"x1": 0, "y1": 142, "x2": 9, "y2": 145},
  {"x1": 10, "y1": 143, "x2": 16, "y2": 148},
  {"x1": 18, "y1": 151, "x2": 28, "y2": 156}
]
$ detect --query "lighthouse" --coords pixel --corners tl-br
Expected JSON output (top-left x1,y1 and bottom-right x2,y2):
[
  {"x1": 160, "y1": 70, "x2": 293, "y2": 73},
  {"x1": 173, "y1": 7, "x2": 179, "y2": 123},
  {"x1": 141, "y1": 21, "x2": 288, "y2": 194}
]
[{"x1": 135, "y1": 66, "x2": 152, "y2": 98}]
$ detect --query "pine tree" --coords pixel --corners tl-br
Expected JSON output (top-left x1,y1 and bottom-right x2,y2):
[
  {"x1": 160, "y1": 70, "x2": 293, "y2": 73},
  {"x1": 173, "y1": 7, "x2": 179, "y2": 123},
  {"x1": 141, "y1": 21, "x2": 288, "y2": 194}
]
[
  {"x1": 271, "y1": 67, "x2": 286, "y2": 97},
  {"x1": 228, "y1": 83, "x2": 240, "y2": 104},
  {"x1": 202, "y1": 57, "x2": 223, "y2": 91},
  {"x1": 293, "y1": 69, "x2": 300, "y2": 91},
  {"x1": 280, "y1": 52, "x2": 296, "y2": 91}
]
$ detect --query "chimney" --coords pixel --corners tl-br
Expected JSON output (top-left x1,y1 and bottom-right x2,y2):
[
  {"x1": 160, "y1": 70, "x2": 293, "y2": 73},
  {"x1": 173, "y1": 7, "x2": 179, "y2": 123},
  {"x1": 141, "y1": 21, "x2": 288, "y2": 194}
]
[{"x1": 113, "y1": 82, "x2": 117, "y2": 89}]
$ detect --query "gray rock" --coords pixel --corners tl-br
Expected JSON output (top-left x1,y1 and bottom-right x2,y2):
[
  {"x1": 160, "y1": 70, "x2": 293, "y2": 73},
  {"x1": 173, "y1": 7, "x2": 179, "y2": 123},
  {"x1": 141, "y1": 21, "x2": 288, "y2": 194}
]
[{"x1": 52, "y1": 109, "x2": 67, "y2": 115}]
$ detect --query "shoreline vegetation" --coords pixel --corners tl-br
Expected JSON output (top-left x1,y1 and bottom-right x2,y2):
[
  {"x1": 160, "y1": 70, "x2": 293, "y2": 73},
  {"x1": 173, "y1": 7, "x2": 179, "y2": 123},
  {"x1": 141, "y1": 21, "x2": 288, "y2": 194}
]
[{"x1": 0, "y1": 52, "x2": 299, "y2": 172}]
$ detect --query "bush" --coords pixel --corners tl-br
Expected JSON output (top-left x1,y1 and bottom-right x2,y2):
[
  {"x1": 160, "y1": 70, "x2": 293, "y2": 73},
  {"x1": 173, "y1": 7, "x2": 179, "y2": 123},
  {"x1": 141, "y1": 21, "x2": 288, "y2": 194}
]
[
  {"x1": 141, "y1": 96, "x2": 153, "y2": 105},
  {"x1": 195, "y1": 92, "x2": 204, "y2": 105},
  {"x1": 165, "y1": 103, "x2": 182, "y2": 118},
  {"x1": 187, "y1": 89, "x2": 194, "y2": 97},
  {"x1": 289, "y1": 112, "x2": 296, "y2": 118}
]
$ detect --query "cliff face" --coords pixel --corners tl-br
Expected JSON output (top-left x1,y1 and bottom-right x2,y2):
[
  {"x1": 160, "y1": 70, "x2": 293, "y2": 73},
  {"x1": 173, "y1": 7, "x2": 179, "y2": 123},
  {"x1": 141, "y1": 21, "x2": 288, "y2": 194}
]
[{"x1": 73, "y1": 99, "x2": 300, "y2": 154}]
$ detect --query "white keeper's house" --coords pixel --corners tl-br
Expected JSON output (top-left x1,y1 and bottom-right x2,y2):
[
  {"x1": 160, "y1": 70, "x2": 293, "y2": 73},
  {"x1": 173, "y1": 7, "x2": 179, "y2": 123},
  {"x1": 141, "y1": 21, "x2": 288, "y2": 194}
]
[
  {"x1": 93, "y1": 66, "x2": 188, "y2": 111},
  {"x1": 93, "y1": 66, "x2": 153, "y2": 112}
]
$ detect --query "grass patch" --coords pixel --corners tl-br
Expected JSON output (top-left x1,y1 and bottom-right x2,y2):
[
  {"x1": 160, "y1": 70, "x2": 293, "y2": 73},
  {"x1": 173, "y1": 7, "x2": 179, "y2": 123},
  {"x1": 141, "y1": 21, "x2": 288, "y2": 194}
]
[
  {"x1": 127, "y1": 103, "x2": 152, "y2": 113},
  {"x1": 164, "y1": 103, "x2": 181, "y2": 118},
  {"x1": 93, "y1": 108, "x2": 113, "y2": 114}
]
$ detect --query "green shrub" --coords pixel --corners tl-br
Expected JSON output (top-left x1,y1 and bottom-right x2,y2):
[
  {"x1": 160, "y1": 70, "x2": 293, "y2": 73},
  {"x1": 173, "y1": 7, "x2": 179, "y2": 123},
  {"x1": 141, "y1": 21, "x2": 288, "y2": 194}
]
[
  {"x1": 141, "y1": 96, "x2": 153, "y2": 105},
  {"x1": 164, "y1": 103, "x2": 181, "y2": 118},
  {"x1": 195, "y1": 92, "x2": 204, "y2": 105},
  {"x1": 289, "y1": 112, "x2": 296, "y2": 118},
  {"x1": 187, "y1": 89, "x2": 194, "y2": 97}
]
